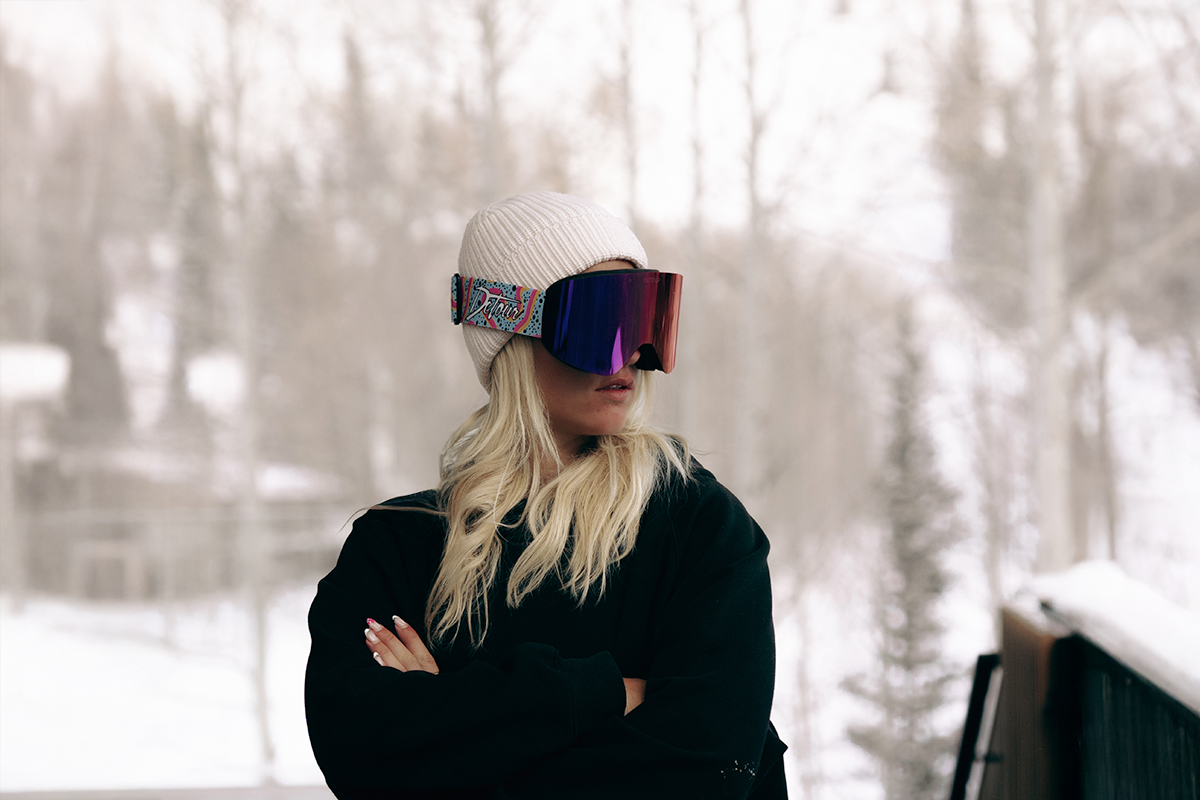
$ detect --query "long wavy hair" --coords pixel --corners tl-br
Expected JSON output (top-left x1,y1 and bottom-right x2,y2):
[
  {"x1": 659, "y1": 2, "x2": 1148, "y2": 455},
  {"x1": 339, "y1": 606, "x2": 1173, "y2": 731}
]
[{"x1": 426, "y1": 335, "x2": 689, "y2": 648}]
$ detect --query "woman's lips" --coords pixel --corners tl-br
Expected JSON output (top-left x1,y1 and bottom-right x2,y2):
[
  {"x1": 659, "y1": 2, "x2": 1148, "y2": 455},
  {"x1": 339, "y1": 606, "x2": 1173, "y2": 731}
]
[{"x1": 597, "y1": 365, "x2": 636, "y2": 393}]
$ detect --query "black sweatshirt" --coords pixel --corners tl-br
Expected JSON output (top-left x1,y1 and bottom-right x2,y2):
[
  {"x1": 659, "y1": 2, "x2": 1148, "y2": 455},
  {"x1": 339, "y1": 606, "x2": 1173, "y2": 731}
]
[{"x1": 305, "y1": 461, "x2": 788, "y2": 799}]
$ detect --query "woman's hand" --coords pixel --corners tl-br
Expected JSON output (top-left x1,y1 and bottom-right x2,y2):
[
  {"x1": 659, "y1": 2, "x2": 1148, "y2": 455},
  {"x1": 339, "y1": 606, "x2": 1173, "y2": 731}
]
[
  {"x1": 623, "y1": 677, "x2": 646, "y2": 715},
  {"x1": 365, "y1": 616, "x2": 440, "y2": 674}
]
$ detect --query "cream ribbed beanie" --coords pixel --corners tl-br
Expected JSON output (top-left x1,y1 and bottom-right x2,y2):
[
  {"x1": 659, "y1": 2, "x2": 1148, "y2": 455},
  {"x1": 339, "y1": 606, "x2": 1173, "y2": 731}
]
[{"x1": 457, "y1": 192, "x2": 648, "y2": 390}]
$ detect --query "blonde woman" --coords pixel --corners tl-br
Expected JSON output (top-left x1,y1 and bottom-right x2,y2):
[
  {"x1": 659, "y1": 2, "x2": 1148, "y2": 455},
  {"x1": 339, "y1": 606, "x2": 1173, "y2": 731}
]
[{"x1": 305, "y1": 192, "x2": 787, "y2": 798}]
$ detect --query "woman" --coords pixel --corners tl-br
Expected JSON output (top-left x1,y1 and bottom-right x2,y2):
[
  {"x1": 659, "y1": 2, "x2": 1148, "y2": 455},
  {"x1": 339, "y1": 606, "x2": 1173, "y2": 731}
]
[{"x1": 305, "y1": 192, "x2": 787, "y2": 798}]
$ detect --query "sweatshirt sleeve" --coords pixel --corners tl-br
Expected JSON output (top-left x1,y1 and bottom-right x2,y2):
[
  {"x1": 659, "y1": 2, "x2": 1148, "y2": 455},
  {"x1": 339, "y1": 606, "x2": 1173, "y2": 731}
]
[
  {"x1": 304, "y1": 506, "x2": 627, "y2": 797},
  {"x1": 495, "y1": 474, "x2": 785, "y2": 800}
]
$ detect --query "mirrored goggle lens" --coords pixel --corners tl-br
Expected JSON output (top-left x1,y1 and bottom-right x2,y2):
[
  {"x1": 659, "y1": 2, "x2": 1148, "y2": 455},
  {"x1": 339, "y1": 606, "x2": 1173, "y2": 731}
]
[{"x1": 541, "y1": 270, "x2": 681, "y2": 375}]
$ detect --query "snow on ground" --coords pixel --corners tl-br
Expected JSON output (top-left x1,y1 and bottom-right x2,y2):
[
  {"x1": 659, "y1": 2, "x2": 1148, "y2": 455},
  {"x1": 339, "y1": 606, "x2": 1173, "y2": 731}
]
[
  {"x1": 9, "y1": 570, "x2": 896, "y2": 797},
  {"x1": 0, "y1": 585, "x2": 324, "y2": 791},
  {"x1": 4, "y1": 564, "x2": 911, "y2": 799}
]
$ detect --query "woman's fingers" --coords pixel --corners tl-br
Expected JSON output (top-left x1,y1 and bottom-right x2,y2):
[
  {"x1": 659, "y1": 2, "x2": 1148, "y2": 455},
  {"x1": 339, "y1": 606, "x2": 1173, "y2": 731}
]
[
  {"x1": 364, "y1": 618, "x2": 407, "y2": 671},
  {"x1": 364, "y1": 617, "x2": 440, "y2": 674},
  {"x1": 366, "y1": 617, "x2": 419, "y2": 671},
  {"x1": 390, "y1": 615, "x2": 440, "y2": 674}
]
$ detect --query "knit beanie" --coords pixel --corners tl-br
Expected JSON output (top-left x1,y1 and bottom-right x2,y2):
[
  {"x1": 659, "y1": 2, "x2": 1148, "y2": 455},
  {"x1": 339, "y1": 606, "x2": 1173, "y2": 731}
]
[{"x1": 457, "y1": 192, "x2": 648, "y2": 390}]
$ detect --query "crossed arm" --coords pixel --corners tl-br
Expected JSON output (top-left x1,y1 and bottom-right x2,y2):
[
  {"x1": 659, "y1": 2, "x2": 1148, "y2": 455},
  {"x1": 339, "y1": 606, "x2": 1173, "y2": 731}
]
[{"x1": 363, "y1": 614, "x2": 647, "y2": 715}]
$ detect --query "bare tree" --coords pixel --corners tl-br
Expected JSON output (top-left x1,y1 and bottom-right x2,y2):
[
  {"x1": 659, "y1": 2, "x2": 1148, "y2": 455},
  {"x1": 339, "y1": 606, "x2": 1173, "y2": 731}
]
[
  {"x1": 42, "y1": 53, "x2": 136, "y2": 452},
  {"x1": 618, "y1": 0, "x2": 638, "y2": 232},
  {"x1": 676, "y1": 0, "x2": 709, "y2": 440},
  {"x1": 1029, "y1": 0, "x2": 1072, "y2": 573},
  {"x1": 968, "y1": 337, "x2": 1024, "y2": 646},
  {"x1": 200, "y1": 0, "x2": 275, "y2": 780},
  {"x1": 470, "y1": 0, "x2": 539, "y2": 204},
  {"x1": 732, "y1": 0, "x2": 770, "y2": 512},
  {"x1": 159, "y1": 108, "x2": 223, "y2": 455},
  {"x1": 0, "y1": 35, "x2": 46, "y2": 344}
]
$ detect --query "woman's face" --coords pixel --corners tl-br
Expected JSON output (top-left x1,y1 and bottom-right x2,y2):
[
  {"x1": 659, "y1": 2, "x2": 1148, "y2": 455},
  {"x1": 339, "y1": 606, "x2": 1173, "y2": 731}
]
[{"x1": 533, "y1": 260, "x2": 641, "y2": 458}]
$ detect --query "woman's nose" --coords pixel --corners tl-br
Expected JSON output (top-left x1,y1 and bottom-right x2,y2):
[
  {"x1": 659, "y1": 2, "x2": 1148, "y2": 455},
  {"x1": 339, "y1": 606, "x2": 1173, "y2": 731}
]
[{"x1": 625, "y1": 348, "x2": 641, "y2": 368}]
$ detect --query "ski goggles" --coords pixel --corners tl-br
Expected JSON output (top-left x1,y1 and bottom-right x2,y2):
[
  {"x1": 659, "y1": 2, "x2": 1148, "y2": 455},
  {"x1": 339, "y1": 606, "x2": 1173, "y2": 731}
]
[{"x1": 451, "y1": 269, "x2": 682, "y2": 375}]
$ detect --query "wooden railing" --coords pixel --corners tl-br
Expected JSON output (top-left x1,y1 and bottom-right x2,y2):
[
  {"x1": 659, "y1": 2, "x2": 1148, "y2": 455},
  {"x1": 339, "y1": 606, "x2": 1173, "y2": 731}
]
[{"x1": 951, "y1": 605, "x2": 1200, "y2": 800}]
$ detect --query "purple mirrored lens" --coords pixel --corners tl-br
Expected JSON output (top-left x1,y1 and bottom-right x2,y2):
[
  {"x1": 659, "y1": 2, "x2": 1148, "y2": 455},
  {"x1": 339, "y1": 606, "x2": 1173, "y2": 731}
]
[{"x1": 542, "y1": 270, "x2": 681, "y2": 375}]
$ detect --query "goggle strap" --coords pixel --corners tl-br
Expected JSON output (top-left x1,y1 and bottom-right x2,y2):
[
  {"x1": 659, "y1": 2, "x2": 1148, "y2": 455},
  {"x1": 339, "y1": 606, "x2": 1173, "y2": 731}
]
[{"x1": 451, "y1": 274, "x2": 545, "y2": 337}]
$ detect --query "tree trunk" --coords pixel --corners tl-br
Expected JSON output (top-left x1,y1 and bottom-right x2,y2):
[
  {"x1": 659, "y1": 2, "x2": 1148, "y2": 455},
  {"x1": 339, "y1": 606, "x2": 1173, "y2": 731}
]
[
  {"x1": 1030, "y1": 0, "x2": 1072, "y2": 573},
  {"x1": 733, "y1": 0, "x2": 768, "y2": 512}
]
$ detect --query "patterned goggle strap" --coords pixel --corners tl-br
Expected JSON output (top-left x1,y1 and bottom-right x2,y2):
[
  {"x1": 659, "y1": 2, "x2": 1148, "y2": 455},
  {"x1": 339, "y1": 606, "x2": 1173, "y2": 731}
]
[{"x1": 451, "y1": 274, "x2": 545, "y2": 337}]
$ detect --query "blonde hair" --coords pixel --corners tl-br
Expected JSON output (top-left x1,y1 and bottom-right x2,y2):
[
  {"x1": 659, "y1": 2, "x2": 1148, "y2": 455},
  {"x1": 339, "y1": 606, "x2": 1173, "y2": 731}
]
[{"x1": 427, "y1": 336, "x2": 688, "y2": 647}]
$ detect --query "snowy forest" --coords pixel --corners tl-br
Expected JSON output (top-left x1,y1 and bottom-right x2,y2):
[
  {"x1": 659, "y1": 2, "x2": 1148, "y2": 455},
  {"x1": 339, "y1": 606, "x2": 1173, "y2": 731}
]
[{"x1": 1, "y1": 0, "x2": 1197, "y2": 796}]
